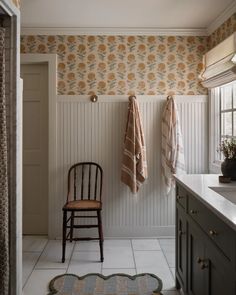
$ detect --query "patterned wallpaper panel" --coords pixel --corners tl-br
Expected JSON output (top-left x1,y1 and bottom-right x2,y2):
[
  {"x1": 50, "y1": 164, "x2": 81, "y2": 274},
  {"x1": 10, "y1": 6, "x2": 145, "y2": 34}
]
[
  {"x1": 21, "y1": 35, "x2": 208, "y2": 95},
  {"x1": 12, "y1": 0, "x2": 20, "y2": 8},
  {"x1": 208, "y1": 13, "x2": 236, "y2": 49}
]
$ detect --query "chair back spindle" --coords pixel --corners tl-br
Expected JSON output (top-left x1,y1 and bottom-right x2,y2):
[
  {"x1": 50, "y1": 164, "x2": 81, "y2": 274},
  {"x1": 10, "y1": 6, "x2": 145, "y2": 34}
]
[
  {"x1": 95, "y1": 166, "x2": 98, "y2": 200},
  {"x1": 81, "y1": 165, "x2": 84, "y2": 200},
  {"x1": 67, "y1": 162, "x2": 103, "y2": 203},
  {"x1": 88, "y1": 164, "x2": 91, "y2": 200},
  {"x1": 74, "y1": 168, "x2": 77, "y2": 200}
]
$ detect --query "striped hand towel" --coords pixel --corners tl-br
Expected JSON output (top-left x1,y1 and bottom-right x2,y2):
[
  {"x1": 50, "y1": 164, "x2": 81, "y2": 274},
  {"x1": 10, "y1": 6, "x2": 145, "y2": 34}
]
[
  {"x1": 121, "y1": 97, "x2": 148, "y2": 194},
  {"x1": 161, "y1": 97, "x2": 186, "y2": 195}
]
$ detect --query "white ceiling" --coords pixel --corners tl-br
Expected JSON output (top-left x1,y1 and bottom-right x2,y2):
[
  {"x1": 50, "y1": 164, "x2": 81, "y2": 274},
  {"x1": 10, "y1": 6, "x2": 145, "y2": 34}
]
[{"x1": 21, "y1": 0, "x2": 235, "y2": 34}]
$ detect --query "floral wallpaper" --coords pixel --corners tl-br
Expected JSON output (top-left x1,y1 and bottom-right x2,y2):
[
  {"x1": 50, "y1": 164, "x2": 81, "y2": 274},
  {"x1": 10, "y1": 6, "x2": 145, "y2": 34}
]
[
  {"x1": 208, "y1": 13, "x2": 236, "y2": 49},
  {"x1": 12, "y1": 0, "x2": 20, "y2": 8},
  {"x1": 21, "y1": 35, "x2": 208, "y2": 95}
]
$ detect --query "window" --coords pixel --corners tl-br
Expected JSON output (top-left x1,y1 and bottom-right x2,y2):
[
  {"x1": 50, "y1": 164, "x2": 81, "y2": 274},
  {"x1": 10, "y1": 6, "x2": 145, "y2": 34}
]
[
  {"x1": 209, "y1": 81, "x2": 236, "y2": 172},
  {"x1": 220, "y1": 82, "x2": 236, "y2": 140}
]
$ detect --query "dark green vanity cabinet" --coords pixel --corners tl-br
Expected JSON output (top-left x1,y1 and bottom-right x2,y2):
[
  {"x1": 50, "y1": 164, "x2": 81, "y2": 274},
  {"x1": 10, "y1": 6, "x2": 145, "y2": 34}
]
[
  {"x1": 176, "y1": 205, "x2": 187, "y2": 292},
  {"x1": 176, "y1": 183, "x2": 236, "y2": 295}
]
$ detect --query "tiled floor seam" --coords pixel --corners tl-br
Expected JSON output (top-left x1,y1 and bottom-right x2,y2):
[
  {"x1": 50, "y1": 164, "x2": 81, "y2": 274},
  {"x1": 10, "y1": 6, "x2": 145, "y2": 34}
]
[
  {"x1": 160, "y1": 248, "x2": 175, "y2": 282},
  {"x1": 23, "y1": 250, "x2": 42, "y2": 255},
  {"x1": 130, "y1": 239, "x2": 138, "y2": 275},
  {"x1": 74, "y1": 250, "x2": 100, "y2": 252},
  {"x1": 66, "y1": 241, "x2": 77, "y2": 274},
  {"x1": 102, "y1": 267, "x2": 135, "y2": 269},
  {"x1": 159, "y1": 244, "x2": 175, "y2": 277},
  {"x1": 134, "y1": 249, "x2": 163, "y2": 252},
  {"x1": 23, "y1": 239, "x2": 50, "y2": 289}
]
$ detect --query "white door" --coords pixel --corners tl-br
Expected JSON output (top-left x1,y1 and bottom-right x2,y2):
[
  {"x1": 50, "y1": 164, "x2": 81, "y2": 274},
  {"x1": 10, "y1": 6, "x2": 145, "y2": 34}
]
[{"x1": 21, "y1": 64, "x2": 48, "y2": 235}]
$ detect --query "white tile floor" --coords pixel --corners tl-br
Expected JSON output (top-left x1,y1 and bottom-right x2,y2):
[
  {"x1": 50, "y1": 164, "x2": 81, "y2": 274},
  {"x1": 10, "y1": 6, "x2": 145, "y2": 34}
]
[{"x1": 22, "y1": 236, "x2": 180, "y2": 295}]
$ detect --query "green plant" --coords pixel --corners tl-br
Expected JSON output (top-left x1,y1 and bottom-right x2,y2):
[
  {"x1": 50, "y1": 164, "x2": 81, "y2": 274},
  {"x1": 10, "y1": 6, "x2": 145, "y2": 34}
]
[{"x1": 218, "y1": 138, "x2": 236, "y2": 160}]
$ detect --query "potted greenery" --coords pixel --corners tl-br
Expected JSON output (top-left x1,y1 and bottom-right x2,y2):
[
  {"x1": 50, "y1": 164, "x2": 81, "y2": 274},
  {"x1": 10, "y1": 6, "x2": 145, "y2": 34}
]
[{"x1": 219, "y1": 138, "x2": 236, "y2": 180}]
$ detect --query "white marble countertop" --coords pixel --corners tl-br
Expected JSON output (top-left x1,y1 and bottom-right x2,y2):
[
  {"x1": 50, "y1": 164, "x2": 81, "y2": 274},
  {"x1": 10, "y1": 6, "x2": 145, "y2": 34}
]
[{"x1": 174, "y1": 174, "x2": 236, "y2": 231}]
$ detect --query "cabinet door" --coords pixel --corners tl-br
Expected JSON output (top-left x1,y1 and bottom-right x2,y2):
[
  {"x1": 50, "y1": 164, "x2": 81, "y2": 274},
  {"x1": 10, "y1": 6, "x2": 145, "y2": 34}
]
[
  {"x1": 188, "y1": 222, "x2": 208, "y2": 295},
  {"x1": 206, "y1": 246, "x2": 235, "y2": 295},
  {"x1": 176, "y1": 206, "x2": 187, "y2": 291}
]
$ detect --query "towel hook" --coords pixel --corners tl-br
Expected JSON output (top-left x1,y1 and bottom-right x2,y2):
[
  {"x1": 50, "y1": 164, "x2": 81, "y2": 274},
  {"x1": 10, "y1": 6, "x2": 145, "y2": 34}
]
[
  {"x1": 129, "y1": 95, "x2": 136, "y2": 102},
  {"x1": 167, "y1": 95, "x2": 173, "y2": 101},
  {"x1": 90, "y1": 94, "x2": 98, "y2": 103}
]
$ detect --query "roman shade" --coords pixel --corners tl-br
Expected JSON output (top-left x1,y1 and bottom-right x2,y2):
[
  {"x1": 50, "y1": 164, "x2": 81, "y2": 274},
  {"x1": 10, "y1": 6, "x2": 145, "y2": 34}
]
[{"x1": 200, "y1": 32, "x2": 236, "y2": 88}]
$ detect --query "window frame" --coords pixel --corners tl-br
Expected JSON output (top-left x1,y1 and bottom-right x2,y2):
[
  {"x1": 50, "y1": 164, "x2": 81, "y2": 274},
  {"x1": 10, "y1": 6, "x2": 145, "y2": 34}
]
[
  {"x1": 209, "y1": 87, "x2": 221, "y2": 173},
  {"x1": 220, "y1": 84, "x2": 236, "y2": 140},
  {"x1": 209, "y1": 82, "x2": 236, "y2": 173}
]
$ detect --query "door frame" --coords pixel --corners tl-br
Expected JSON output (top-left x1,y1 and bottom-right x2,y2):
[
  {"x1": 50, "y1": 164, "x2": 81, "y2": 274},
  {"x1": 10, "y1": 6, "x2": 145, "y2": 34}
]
[{"x1": 21, "y1": 54, "x2": 57, "y2": 238}]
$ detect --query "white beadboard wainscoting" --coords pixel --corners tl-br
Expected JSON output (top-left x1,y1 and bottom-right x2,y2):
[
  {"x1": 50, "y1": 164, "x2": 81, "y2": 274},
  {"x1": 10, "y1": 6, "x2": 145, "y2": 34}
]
[{"x1": 51, "y1": 95, "x2": 208, "y2": 239}]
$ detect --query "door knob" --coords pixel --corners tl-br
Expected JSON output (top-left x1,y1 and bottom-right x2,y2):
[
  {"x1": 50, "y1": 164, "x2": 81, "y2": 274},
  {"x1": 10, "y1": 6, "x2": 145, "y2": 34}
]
[
  {"x1": 209, "y1": 230, "x2": 217, "y2": 236},
  {"x1": 178, "y1": 230, "x2": 185, "y2": 236},
  {"x1": 190, "y1": 209, "x2": 197, "y2": 214},
  {"x1": 200, "y1": 262, "x2": 208, "y2": 270},
  {"x1": 196, "y1": 257, "x2": 202, "y2": 264}
]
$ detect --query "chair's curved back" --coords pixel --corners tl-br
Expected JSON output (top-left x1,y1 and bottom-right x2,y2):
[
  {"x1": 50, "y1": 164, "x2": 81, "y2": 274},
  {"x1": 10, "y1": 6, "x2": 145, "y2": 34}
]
[{"x1": 67, "y1": 162, "x2": 103, "y2": 203}]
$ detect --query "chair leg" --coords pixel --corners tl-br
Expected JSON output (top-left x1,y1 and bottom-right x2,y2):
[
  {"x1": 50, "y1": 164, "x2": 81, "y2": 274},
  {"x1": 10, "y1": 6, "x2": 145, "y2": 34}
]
[
  {"x1": 70, "y1": 211, "x2": 74, "y2": 242},
  {"x1": 97, "y1": 210, "x2": 104, "y2": 262},
  {"x1": 62, "y1": 210, "x2": 67, "y2": 263}
]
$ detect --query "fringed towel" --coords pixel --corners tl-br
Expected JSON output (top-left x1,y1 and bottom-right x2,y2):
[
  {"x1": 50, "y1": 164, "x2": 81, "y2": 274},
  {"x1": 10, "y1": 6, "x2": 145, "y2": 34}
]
[
  {"x1": 121, "y1": 96, "x2": 148, "y2": 194},
  {"x1": 161, "y1": 96, "x2": 186, "y2": 195}
]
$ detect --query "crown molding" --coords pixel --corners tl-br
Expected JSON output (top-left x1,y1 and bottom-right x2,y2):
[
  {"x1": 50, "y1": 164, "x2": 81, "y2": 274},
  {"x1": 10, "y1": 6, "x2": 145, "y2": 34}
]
[
  {"x1": 20, "y1": 26, "x2": 208, "y2": 36},
  {"x1": 20, "y1": 1, "x2": 236, "y2": 37},
  {"x1": 207, "y1": 0, "x2": 236, "y2": 35}
]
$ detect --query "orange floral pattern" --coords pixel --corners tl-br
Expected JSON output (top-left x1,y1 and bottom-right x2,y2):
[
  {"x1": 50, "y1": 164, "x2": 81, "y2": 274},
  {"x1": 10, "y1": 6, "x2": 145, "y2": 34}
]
[
  {"x1": 21, "y1": 35, "x2": 208, "y2": 95},
  {"x1": 12, "y1": 0, "x2": 20, "y2": 8},
  {"x1": 208, "y1": 13, "x2": 236, "y2": 49}
]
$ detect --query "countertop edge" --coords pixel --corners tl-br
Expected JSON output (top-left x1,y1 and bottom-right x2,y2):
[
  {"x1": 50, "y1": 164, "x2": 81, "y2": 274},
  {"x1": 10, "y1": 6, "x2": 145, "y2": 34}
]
[{"x1": 175, "y1": 175, "x2": 236, "y2": 231}]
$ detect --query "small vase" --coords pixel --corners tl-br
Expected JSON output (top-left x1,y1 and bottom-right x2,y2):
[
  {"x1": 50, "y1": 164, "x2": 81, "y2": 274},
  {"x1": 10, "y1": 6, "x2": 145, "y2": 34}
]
[{"x1": 221, "y1": 158, "x2": 236, "y2": 181}]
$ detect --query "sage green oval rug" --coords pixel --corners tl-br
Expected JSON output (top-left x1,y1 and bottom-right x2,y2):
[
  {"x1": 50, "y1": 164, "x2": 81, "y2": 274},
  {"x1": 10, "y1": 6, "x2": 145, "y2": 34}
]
[{"x1": 48, "y1": 273, "x2": 163, "y2": 295}]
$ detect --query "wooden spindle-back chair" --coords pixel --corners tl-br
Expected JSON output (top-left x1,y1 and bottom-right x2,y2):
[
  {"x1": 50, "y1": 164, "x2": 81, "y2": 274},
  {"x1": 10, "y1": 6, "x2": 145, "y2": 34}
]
[{"x1": 62, "y1": 162, "x2": 104, "y2": 262}]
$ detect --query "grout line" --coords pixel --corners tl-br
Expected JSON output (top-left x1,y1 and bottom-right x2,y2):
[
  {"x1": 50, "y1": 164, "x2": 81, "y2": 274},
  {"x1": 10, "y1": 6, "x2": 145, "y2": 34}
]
[
  {"x1": 100, "y1": 240, "x2": 104, "y2": 274},
  {"x1": 150, "y1": 239, "x2": 177, "y2": 290},
  {"x1": 130, "y1": 239, "x2": 137, "y2": 275},
  {"x1": 22, "y1": 250, "x2": 47, "y2": 253},
  {"x1": 74, "y1": 250, "x2": 100, "y2": 252},
  {"x1": 101, "y1": 239, "x2": 134, "y2": 274},
  {"x1": 23, "y1": 251, "x2": 41, "y2": 254},
  {"x1": 34, "y1": 267, "x2": 67, "y2": 270},
  {"x1": 160, "y1": 247, "x2": 175, "y2": 280},
  {"x1": 66, "y1": 241, "x2": 76, "y2": 274},
  {"x1": 23, "y1": 239, "x2": 50, "y2": 289},
  {"x1": 100, "y1": 256, "x2": 103, "y2": 274},
  {"x1": 102, "y1": 267, "x2": 136, "y2": 269},
  {"x1": 131, "y1": 249, "x2": 162, "y2": 252}
]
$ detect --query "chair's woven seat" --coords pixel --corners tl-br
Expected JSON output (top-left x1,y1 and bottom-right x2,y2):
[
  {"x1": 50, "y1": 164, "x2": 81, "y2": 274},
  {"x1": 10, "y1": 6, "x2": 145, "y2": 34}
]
[{"x1": 63, "y1": 200, "x2": 102, "y2": 210}]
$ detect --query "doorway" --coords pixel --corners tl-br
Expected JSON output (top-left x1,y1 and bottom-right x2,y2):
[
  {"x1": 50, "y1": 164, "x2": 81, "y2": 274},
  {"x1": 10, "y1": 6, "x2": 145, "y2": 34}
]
[{"x1": 21, "y1": 63, "x2": 49, "y2": 235}]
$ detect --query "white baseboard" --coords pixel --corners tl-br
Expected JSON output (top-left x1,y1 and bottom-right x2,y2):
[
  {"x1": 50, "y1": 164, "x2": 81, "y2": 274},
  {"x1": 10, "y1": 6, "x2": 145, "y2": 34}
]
[
  {"x1": 104, "y1": 226, "x2": 175, "y2": 238},
  {"x1": 55, "y1": 226, "x2": 175, "y2": 239}
]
